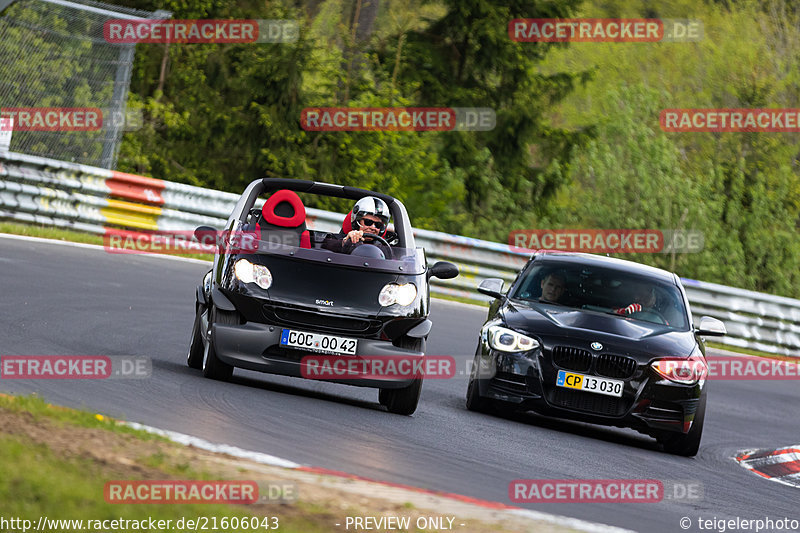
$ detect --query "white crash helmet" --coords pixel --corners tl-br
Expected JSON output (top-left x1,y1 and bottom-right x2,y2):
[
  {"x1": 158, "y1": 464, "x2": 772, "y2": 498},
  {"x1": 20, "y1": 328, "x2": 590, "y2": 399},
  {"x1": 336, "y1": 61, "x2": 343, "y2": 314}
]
[{"x1": 351, "y1": 196, "x2": 390, "y2": 230}]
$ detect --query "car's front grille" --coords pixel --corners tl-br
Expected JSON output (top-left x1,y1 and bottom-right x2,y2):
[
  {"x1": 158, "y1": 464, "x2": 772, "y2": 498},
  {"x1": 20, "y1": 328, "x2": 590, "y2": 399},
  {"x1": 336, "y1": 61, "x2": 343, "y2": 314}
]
[
  {"x1": 595, "y1": 353, "x2": 637, "y2": 379},
  {"x1": 552, "y1": 346, "x2": 593, "y2": 372},
  {"x1": 548, "y1": 388, "x2": 629, "y2": 416},
  {"x1": 264, "y1": 305, "x2": 379, "y2": 333}
]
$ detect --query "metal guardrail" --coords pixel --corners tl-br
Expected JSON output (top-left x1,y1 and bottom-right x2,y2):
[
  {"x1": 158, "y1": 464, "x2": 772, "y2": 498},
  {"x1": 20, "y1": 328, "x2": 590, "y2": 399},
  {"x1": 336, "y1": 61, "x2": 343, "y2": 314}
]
[{"x1": 1, "y1": 150, "x2": 798, "y2": 357}]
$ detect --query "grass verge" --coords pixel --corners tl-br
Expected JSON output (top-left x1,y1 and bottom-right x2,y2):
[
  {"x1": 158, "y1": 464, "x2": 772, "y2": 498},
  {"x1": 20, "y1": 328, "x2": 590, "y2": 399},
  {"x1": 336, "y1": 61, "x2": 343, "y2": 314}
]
[{"x1": 0, "y1": 394, "x2": 557, "y2": 533}]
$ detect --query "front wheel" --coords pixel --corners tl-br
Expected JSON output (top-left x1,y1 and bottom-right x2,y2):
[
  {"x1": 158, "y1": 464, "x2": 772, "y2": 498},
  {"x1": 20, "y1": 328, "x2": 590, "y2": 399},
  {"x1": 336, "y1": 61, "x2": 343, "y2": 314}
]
[
  {"x1": 658, "y1": 393, "x2": 706, "y2": 457},
  {"x1": 202, "y1": 307, "x2": 237, "y2": 381},
  {"x1": 466, "y1": 349, "x2": 492, "y2": 413},
  {"x1": 381, "y1": 337, "x2": 425, "y2": 415},
  {"x1": 187, "y1": 306, "x2": 206, "y2": 369}
]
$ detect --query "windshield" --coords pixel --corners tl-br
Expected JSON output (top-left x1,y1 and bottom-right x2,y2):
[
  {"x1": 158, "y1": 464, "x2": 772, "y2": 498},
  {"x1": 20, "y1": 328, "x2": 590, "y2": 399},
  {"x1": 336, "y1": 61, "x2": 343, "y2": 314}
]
[
  {"x1": 231, "y1": 220, "x2": 425, "y2": 275},
  {"x1": 511, "y1": 261, "x2": 689, "y2": 329}
]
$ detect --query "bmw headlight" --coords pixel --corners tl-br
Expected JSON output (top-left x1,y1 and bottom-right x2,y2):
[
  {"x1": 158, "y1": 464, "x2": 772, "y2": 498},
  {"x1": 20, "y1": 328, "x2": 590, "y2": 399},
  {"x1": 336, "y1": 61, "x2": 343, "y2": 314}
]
[
  {"x1": 487, "y1": 325, "x2": 539, "y2": 352},
  {"x1": 378, "y1": 283, "x2": 417, "y2": 306},
  {"x1": 234, "y1": 258, "x2": 272, "y2": 290}
]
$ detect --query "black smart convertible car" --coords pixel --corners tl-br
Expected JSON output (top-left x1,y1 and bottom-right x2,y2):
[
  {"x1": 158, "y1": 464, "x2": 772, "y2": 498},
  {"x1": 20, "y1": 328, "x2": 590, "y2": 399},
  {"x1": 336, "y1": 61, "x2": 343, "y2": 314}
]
[
  {"x1": 187, "y1": 178, "x2": 458, "y2": 415},
  {"x1": 467, "y1": 251, "x2": 726, "y2": 456}
]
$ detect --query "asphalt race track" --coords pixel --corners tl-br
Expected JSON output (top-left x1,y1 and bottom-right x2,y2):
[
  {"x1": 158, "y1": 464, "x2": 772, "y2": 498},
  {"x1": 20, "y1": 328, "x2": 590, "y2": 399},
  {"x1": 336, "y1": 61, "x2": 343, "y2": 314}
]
[{"x1": 1, "y1": 235, "x2": 798, "y2": 532}]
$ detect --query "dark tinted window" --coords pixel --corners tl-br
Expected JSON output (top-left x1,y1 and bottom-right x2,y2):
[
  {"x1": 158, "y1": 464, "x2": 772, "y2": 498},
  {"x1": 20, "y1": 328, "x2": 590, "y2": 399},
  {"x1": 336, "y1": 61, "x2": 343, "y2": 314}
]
[{"x1": 512, "y1": 261, "x2": 689, "y2": 329}]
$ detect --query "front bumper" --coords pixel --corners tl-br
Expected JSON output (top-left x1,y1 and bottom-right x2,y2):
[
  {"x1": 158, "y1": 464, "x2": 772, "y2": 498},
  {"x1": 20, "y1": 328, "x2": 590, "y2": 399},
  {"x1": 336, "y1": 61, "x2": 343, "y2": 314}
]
[
  {"x1": 474, "y1": 343, "x2": 703, "y2": 436},
  {"x1": 212, "y1": 321, "x2": 423, "y2": 389}
]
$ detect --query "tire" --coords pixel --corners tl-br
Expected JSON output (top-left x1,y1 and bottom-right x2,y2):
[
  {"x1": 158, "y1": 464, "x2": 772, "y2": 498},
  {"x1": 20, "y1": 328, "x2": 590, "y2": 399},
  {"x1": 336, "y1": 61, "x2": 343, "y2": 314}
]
[
  {"x1": 381, "y1": 337, "x2": 425, "y2": 415},
  {"x1": 187, "y1": 306, "x2": 206, "y2": 369},
  {"x1": 466, "y1": 349, "x2": 492, "y2": 413},
  {"x1": 658, "y1": 393, "x2": 706, "y2": 457},
  {"x1": 378, "y1": 388, "x2": 390, "y2": 406},
  {"x1": 202, "y1": 307, "x2": 237, "y2": 381}
]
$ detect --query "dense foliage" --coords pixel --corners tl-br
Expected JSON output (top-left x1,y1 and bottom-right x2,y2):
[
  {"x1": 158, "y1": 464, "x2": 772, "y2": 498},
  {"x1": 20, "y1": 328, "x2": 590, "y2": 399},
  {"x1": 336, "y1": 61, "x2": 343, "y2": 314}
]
[{"x1": 109, "y1": 0, "x2": 800, "y2": 297}]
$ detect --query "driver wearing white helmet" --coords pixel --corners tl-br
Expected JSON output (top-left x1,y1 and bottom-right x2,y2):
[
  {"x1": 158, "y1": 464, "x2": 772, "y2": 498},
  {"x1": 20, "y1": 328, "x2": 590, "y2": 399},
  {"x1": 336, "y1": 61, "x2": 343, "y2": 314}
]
[{"x1": 322, "y1": 196, "x2": 395, "y2": 256}]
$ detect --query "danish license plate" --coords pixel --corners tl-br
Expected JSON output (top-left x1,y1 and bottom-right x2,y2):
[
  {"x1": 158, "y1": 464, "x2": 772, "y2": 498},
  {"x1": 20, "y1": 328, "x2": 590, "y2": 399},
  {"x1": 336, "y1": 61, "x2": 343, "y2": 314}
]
[
  {"x1": 556, "y1": 370, "x2": 623, "y2": 397},
  {"x1": 280, "y1": 329, "x2": 357, "y2": 355}
]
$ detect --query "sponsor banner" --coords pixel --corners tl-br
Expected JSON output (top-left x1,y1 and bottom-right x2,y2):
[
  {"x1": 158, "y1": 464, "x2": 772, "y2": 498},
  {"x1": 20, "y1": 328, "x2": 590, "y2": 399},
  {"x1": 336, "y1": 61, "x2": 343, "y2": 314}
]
[
  {"x1": 657, "y1": 355, "x2": 800, "y2": 381},
  {"x1": 508, "y1": 229, "x2": 704, "y2": 254},
  {"x1": 509, "y1": 18, "x2": 702, "y2": 42},
  {"x1": 107, "y1": 171, "x2": 166, "y2": 205},
  {"x1": 104, "y1": 481, "x2": 258, "y2": 504},
  {"x1": 0, "y1": 108, "x2": 102, "y2": 131},
  {"x1": 103, "y1": 19, "x2": 298, "y2": 44},
  {"x1": 660, "y1": 108, "x2": 800, "y2": 132},
  {"x1": 300, "y1": 355, "x2": 457, "y2": 380},
  {"x1": 509, "y1": 479, "x2": 663, "y2": 503},
  {"x1": 0, "y1": 356, "x2": 151, "y2": 379},
  {"x1": 300, "y1": 107, "x2": 495, "y2": 132}
]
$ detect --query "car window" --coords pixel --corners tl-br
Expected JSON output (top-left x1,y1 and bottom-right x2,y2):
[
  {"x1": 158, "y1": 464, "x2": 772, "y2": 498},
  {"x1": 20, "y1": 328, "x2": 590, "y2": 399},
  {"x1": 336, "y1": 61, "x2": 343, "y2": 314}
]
[{"x1": 511, "y1": 261, "x2": 689, "y2": 329}]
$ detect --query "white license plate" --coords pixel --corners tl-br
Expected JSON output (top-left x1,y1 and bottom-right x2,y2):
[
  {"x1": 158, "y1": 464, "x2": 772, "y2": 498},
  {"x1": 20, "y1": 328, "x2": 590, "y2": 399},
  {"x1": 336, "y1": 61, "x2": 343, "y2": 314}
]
[
  {"x1": 280, "y1": 329, "x2": 358, "y2": 355},
  {"x1": 556, "y1": 370, "x2": 623, "y2": 397}
]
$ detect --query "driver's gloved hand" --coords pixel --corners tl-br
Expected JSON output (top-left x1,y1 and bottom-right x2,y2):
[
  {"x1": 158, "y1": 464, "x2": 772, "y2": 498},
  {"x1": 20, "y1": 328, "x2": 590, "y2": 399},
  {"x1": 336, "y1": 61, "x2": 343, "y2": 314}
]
[{"x1": 614, "y1": 303, "x2": 642, "y2": 315}]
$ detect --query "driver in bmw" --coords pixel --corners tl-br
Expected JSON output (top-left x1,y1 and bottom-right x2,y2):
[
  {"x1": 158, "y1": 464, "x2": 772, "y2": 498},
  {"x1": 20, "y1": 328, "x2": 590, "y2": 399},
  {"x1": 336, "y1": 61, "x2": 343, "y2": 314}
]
[{"x1": 322, "y1": 197, "x2": 396, "y2": 256}]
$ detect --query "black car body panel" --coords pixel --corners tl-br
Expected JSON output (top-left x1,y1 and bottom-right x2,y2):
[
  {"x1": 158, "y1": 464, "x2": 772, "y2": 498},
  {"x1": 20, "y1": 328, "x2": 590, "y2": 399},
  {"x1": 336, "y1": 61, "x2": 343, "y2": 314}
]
[
  {"x1": 470, "y1": 252, "x2": 718, "y2": 453},
  {"x1": 190, "y1": 179, "x2": 456, "y2": 410}
]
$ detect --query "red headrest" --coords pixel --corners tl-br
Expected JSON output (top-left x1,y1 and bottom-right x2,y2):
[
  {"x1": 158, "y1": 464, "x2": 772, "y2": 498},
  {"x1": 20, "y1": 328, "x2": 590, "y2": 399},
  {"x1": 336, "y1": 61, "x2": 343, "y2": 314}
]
[
  {"x1": 342, "y1": 210, "x2": 352, "y2": 233},
  {"x1": 261, "y1": 190, "x2": 306, "y2": 228}
]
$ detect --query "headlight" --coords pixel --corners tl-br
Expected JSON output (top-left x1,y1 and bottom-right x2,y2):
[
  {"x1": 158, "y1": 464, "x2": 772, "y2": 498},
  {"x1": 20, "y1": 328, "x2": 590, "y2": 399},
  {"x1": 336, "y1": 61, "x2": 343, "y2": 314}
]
[
  {"x1": 487, "y1": 325, "x2": 539, "y2": 352},
  {"x1": 651, "y1": 354, "x2": 708, "y2": 385},
  {"x1": 234, "y1": 259, "x2": 272, "y2": 290},
  {"x1": 378, "y1": 283, "x2": 417, "y2": 306}
]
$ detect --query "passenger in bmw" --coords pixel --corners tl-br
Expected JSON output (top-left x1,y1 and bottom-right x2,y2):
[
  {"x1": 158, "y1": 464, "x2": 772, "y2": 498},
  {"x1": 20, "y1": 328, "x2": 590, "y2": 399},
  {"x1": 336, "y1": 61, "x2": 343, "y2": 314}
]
[
  {"x1": 613, "y1": 281, "x2": 682, "y2": 325},
  {"x1": 613, "y1": 281, "x2": 657, "y2": 316},
  {"x1": 322, "y1": 196, "x2": 397, "y2": 257}
]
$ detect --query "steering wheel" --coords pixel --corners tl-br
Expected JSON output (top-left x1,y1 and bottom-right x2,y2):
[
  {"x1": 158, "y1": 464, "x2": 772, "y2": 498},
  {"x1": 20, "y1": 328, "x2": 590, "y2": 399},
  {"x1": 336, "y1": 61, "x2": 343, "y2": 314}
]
[{"x1": 358, "y1": 233, "x2": 392, "y2": 259}]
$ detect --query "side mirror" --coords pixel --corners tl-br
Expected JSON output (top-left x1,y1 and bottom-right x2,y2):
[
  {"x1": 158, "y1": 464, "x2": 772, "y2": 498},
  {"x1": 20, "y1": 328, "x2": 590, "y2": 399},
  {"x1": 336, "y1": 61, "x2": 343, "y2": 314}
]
[
  {"x1": 428, "y1": 261, "x2": 459, "y2": 280},
  {"x1": 477, "y1": 278, "x2": 505, "y2": 300},
  {"x1": 696, "y1": 316, "x2": 726, "y2": 336},
  {"x1": 194, "y1": 226, "x2": 218, "y2": 245}
]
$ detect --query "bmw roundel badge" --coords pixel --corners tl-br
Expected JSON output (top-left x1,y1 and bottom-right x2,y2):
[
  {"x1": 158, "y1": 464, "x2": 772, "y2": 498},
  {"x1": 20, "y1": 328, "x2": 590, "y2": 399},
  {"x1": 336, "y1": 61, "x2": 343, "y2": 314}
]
[{"x1": 590, "y1": 342, "x2": 603, "y2": 351}]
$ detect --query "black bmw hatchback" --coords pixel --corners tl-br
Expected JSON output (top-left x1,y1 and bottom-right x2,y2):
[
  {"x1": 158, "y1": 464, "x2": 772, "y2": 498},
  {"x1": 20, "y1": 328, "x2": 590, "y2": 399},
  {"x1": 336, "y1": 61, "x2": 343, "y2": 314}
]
[
  {"x1": 187, "y1": 178, "x2": 458, "y2": 415},
  {"x1": 467, "y1": 251, "x2": 726, "y2": 456}
]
